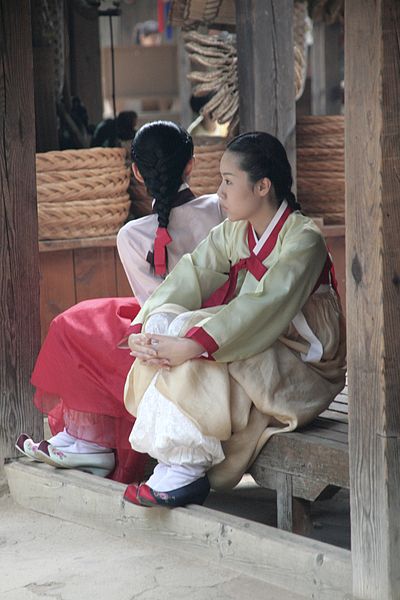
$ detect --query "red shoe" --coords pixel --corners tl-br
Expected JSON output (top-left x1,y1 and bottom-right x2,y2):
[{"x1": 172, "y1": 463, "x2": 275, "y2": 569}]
[
  {"x1": 123, "y1": 483, "x2": 142, "y2": 506},
  {"x1": 123, "y1": 476, "x2": 210, "y2": 508}
]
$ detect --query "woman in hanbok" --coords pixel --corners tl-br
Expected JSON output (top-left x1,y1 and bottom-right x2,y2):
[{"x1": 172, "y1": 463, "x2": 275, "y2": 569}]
[
  {"x1": 124, "y1": 131, "x2": 346, "y2": 507},
  {"x1": 16, "y1": 121, "x2": 224, "y2": 482}
]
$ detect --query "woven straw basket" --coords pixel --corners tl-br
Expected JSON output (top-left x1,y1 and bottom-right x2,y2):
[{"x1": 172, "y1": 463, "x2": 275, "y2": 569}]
[
  {"x1": 36, "y1": 148, "x2": 131, "y2": 240},
  {"x1": 296, "y1": 116, "x2": 345, "y2": 225},
  {"x1": 190, "y1": 137, "x2": 226, "y2": 197},
  {"x1": 190, "y1": 117, "x2": 344, "y2": 226}
]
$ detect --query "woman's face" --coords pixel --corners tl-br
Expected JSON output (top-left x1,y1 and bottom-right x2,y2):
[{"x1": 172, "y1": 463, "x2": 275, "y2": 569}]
[{"x1": 217, "y1": 151, "x2": 271, "y2": 222}]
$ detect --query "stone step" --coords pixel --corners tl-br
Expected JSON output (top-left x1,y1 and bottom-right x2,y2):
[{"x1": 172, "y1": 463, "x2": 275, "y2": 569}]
[{"x1": 5, "y1": 459, "x2": 352, "y2": 600}]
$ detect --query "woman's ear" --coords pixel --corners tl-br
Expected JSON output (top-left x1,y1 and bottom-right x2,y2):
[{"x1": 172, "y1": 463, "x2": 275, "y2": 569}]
[
  {"x1": 132, "y1": 163, "x2": 145, "y2": 184},
  {"x1": 183, "y1": 156, "x2": 196, "y2": 181},
  {"x1": 257, "y1": 177, "x2": 272, "y2": 197}
]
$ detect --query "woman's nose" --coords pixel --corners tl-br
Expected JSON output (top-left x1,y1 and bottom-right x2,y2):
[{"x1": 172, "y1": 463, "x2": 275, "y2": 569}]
[{"x1": 217, "y1": 182, "x2": 225, "y2": 198}]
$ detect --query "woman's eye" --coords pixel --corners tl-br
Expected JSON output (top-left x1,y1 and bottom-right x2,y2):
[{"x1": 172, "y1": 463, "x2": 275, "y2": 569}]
[{"x1": 224, "y1": 179, "x2": 232, "y2": 185}]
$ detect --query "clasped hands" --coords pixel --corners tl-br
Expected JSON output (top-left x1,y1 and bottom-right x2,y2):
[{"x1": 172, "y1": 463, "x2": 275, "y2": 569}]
[{"x1": 128, "y1": 333, "x2": 204, "y2": 369}]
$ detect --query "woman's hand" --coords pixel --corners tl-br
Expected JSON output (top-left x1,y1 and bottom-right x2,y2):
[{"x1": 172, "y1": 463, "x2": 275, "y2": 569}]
[{"x1": 128, "y1": 333, "x2": 204, "y2": 368}]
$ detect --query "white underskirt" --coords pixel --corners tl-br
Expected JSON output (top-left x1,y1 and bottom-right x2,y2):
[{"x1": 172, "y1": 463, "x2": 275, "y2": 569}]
[{"x1": 128, "y1": 311, "x2": 225, "y2": 470}]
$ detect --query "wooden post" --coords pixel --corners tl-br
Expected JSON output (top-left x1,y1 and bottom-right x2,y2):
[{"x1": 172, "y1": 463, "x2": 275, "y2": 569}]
[
  {"x1": 0, "y1": 0, "x2": 43, "y2": 462},
  {"x1": 234, "y1": 0, "x2": 296, "y2": 170},
  {"x1": 177, "y1": 30, "x2": 192, "y2": 130},
  {"x1": 310, "y1": 22, "x2": 342, "y2": 116},
  {"x1": 33, "y1": 46, "x2": 59, "y2": 151},
  {"x1": 345, "y1": 1, "x2": 400, "y2": 598},
  {"x1": 68, "y1": 2, "x2": 103, "y2": 124}
]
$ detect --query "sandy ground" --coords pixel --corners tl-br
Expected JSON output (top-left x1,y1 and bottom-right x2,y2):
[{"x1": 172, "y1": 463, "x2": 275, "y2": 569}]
[{"x1": 0, "y1": 492, "x2": 307, "y2": 600}]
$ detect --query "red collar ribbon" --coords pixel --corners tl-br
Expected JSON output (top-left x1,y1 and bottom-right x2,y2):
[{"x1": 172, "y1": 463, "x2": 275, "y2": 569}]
[
  {"x1": 202, "y1": 206, "x2": 292, "y2": 308},
  {"x1": 154, "y1": 226, "x2": 172, "y2": 276}
]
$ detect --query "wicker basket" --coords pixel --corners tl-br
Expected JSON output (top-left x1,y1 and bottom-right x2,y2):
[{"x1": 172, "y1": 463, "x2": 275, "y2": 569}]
[
  {"x1": 38, "y1": 196, "x2": 130, "y2": 240},
  {"x1": 296, "y1": 115, "x2": 344, "y2": 224},
  {"x1": 36, "y1": 148, "x2": 131, "y2": 240},
  {"x1": 36, "y1": 147, "x2": 127, "y2": 172},
  {"x1": 190, "y1": 137, "x2": 226, "y2": 197}
]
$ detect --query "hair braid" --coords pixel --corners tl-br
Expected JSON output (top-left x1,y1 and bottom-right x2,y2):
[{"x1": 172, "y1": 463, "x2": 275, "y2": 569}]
[{"x1": 131, "y1": 121, "x2": 194, "y2": 274}]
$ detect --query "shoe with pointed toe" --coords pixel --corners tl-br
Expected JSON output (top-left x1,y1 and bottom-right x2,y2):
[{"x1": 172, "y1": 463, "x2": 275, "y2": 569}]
[
  {"x1": 124, "y1": 476, "x2": 210, "y2": 508},
  {"x1": 35, "y1": 440, "x2": 115, "y2": 477},
  {"x1": 123, "y1": 483, "x2": 142, "y2": 506},
  {"x1": 15, "y1": 434, "x2": 40, "y2": 461}
]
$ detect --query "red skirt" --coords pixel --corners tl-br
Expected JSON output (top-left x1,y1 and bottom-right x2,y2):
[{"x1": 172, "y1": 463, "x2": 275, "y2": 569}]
[{"x1": 31, "y1": 297, "x2": 147, "y2": 484}]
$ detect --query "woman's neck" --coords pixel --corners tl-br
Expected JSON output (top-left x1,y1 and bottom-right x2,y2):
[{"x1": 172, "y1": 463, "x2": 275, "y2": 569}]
[{"x1": 249, "y1": 201, "x2": 279, "y2": 239}]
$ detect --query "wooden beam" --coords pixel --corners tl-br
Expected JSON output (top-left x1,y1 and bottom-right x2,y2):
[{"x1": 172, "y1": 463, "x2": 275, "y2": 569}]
[
  {"x1": 0, "y1": 0, "x2": 43, "y2": 462},
  {"x1": 345, "y1": 1, "x2": 400, "y2": 598},
  {"x1": 311, "y1": 22, "x2": 342, "y2": 116},
  {"x1": 6, "y1": 460, "x2": 353, "y2": 600},
  {"x1": 234, "y1": 0, "x2": 296, "y2": 170}
]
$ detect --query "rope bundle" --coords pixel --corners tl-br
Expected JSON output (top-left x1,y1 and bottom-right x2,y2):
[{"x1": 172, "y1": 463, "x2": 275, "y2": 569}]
[
  {"x1": 36, "y1": 148, "x2": 131, "y2": 240},
  {"x1": 183, "y1": 4, "x2": 310, "y2": 134},
  {"x1": 296, "y1": 115, "x2": 345, "y2": 224}
]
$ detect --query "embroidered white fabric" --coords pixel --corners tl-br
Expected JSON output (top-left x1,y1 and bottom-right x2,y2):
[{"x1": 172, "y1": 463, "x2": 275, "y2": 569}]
[{"x1": 129, "y1": 312, "x2": 225, "y2": 469}]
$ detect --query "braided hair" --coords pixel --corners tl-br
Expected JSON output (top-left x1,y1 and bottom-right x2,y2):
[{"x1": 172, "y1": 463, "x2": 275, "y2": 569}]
[
  {"x1": 131, "y1": 121, "x2": 194, "y2": 272},
  {"x1": 226, "y1": 132, "x2": 301, "y2": 212}
]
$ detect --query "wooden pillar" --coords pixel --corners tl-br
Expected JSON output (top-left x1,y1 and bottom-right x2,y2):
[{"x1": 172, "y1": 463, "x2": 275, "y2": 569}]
[
  {"x1": 177, "y1": 31, "x2": 192, "y2": 130},
  {"x1": 0, "y1": 0, "x2": 43, "y2": 462},
  {"x1": 311, "y1": 22, "x2": 342, "y2": 116},
  {"x1": 33, "y1": 46, "x2": 59, "y2": 151},
  {"x1": 234, "y1": 0, "x2": 296, "y2": 170},
  {"x1": 69, "y1": 2, "x2": 103, "y2": 124},
  {"x1": 345, "y1": 1, "x2": 400, "y2": 598}
]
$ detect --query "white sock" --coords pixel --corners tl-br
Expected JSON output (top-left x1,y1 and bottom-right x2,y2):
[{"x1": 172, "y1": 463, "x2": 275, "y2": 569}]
[
  {"x1": 48, "y1": 428, "x2": 77, "y2": 447},
  {"x1": 147, "y1": 462, "x2": 206, "y2": 492},
  {"x1": 48, "y1": 428, "x2": 111, "y2": 454},
  {"x1": 146, "y1": 462, "x2": 170, "y2": 489}
]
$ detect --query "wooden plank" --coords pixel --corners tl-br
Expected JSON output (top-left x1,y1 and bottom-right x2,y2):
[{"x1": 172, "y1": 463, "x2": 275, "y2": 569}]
[
  {"x1": 320, "y1": 410, "x2": 348, "y2": 423},
  {"x1": 0, "y1": 0, "x2": 43, "y2": 461},
  {"x1": 345, "y1": 1, "x2": 400, "y2": 597},
  {"x1": 252, "y1": 464, "x2": 332, "y2": 502},
  {"x1": 115, "y1": 249, "x2": 133, "y2": 298},
  {"x1": 253, "y1": 432, "x2": 349, "y2": 489},
  {"x1": 234, "y1": 0, "x2": 296, "y2": 173},
  {"x1": 74, "y1": 246, "x2": 117, "y2": 302},
  {"x1": 39, "y1": 235, "x2": 117, "y2": 253},
  {"x1": 302, "y1": 417, "x2": 349, "y2": 433},
  {"x1": 39, "y1": 250, "x2": 76, "y2": 342},
  {"x1": 6, "y1": 460, "x2": 353, "y2": 600}
]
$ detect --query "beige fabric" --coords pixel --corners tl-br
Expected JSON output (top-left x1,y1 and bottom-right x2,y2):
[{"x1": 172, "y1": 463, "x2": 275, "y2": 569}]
[{"x1": 124, "y1": 289, "x2": 346, "y2": 490}]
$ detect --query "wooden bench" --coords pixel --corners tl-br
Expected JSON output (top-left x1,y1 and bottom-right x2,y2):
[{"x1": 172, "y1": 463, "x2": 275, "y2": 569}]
[{"x1": 250, "y1": 387, "x2": 349, "y2": 534}]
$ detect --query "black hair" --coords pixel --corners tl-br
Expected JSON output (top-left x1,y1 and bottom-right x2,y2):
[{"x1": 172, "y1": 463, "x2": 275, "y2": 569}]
[
  {"x1": 116, "y1": 111, "x2": 137, "y2": 141},
  {"x1": 131, "y1": 120, "x2": 194, "y2": 272},
  {"x1": 226, "y1": 132, "x2": 301, "y2": 212},
  {"x1": 190, "y1": 93, "x2": 214, "y2": 115}
]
